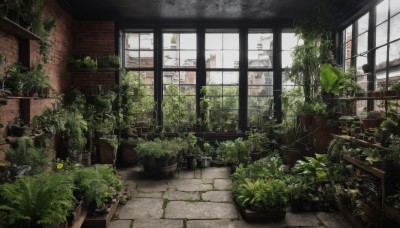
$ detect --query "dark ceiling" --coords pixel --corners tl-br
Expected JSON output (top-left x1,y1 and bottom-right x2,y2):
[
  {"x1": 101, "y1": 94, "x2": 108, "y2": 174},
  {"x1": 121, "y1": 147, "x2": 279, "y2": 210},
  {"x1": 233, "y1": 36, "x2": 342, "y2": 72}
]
[{"x1": 61, "y1": 0, "x2": 372, "y2": 24}]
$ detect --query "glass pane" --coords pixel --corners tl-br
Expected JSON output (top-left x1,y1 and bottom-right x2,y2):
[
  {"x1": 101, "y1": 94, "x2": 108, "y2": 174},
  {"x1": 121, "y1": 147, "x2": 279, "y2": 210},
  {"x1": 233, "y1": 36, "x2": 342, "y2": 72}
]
[
  {"x1": 180, "y1": 34, "x2": 196, "y2": 49},
  {"x1": 180, "y1": 71, "x2": 196, "y2": 84},
  {"x1": 140, "y1": 71, "x2": 154, "y2": 85},
  {"x1": 163, "y1": 33, "x2": 179, "y2": 49},
  {"x1": 357, "y1": 33, "x2": 368, "y2": 54},
  {"x1": 248, "y1": 72, "x2": 273, "y2": 85},
  {"x1": 376, "y1": 0, "x2": 389, "y2": 25},
  {"x1": 163, "y1": 83, "x2": 179, "y2": 95},
  {"x1": 248, "y1": 86, "x2": 273, "y2": 96},
  {"x1": 223, "y1": 72, "x2": 239, "y2": 84},
  {"x1": 390, "y1": 13, "x2": 400, "y2": 41},
  {"x1": 180, "y1": 51, "x2": 196, "y2": 67},
  {"x1": 163, "y1": 50, "x2": 178, "y2": 67},
  {"x1": 357, "y1": 13, "x2": 369, "y2": 34},
  {"x1": 376, "y1": 45, "x2": 388, "y2": 71},
  {"x1": 207, "y1": 71, "x2": 222, "y2": 85},
  {"x1": 282, "y1": 50, "x2": 293, "y2": 68},
  {"x1": 126, "y1": 33, "x2": 139, "y2": 49},
  {"x1": 223, "y1": 86, "x2": 239, "y2": 96},
  {"x1": 222, "y1": 50, "x2": 239, "y2": 68},
  {"x1": 125, "y1": 51, "x2": 139, "y2": 68},
  {"x1": 345, "y1": 41, "x2": 352, "y2": 59},
  {"x1": 248, "y1": 33, "x2": 273, "y2": 50},
  {"x1": 206, "y1": 34, "x2": 222, "y2": 49},
  {"x1": 223, "y1": 34, "x2": 239, "y2": 49},
  {"x1": 205, "y1": 51, "x2": 222, "y2": 68},
  {"x1": 391, "y1": 0, "x2": 400, "y2": 16},
  {"x1": 248, "y1": 50, "x2": 273, "y2": 68},
  {"x1": 208, "y1": 86, "x2": 223, "y2": 96},
  {"x1": 180, "y1": 85, "x2": 196, "y2": 95},
  {"x1": 376, "y1": 22, "x2": 388, "y2": 46},
  {"x1": 345, "y1": 58, "x2": 352, "y2": 72},
  {"x1": 140, "y1": 33, "x2": 153, "y2": 50},
  {"x1": 282, "y1": 33, "x2": 302, "y2": 50},
  {"x1": 389, "y1": 40, "x2": 400, "y2": 63},
  {"x1": 356, "y1": 56, "x2": 368, "y2": 74},
  {"x1": 140, "y1": 51, "x2": 154, "y2": 67},
  {"x1": 356, "y1": 74, "x2": 368, "y2": 91},
  {"x1": 209, "y1": 97, "x2": 222, "y2": 109},
  {"x1": 163, "y1": 71, "x2": 180, "y2": 85},
  {"x1": 222, "y1": 97, "x2": 239, "y2": 109},
  {"x1": 389, "y1": 68, "x2": 400, "y2": 88},
  {"x1": 345, "y1": 25, "x2": 353, "y2": 42}
]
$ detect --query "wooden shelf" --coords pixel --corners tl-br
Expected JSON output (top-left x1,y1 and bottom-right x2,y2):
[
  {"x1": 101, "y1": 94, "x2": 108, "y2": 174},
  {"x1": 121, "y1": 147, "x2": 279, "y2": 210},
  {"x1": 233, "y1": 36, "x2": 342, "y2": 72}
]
[
  {"x1": 343, "y1": 155, "x2": 386, "y2": 179},
  {"x1": 82, "y1": 198, "x2": 119, "y2": 228},
  {"x1": 0, "y1": 17, "x2": 40, "y2": 40},
  {"x1": 70, "y1": 207, "x2": 88, "y2": 228},
  {"x1": 384, "y1": 204, "x2": 400, "y2": 224},
  {"x1": 333, "y1": 134, "x2": 388, "y2": 151}
]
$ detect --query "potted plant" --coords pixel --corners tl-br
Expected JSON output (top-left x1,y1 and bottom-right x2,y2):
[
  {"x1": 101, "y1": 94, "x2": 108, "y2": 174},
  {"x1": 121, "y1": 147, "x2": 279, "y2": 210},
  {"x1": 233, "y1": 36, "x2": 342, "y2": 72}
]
[
  {"x1": 235, "y1": 179, "x2": 289, "y2": 220},
  {"x1": 362, "y1": 111, "x2": 384, "y2": 131},
  {"x1": 24, "y1": 64, "x2": 51, "y2": 97},
  {"x1": 0, "y1": 173, "x2": 76, "y2": 227},
  {"x1": 361, "y1": 148, "x2": 381, "y2": 166},
  {"x1": 248, "y1": 130, "x2": 265, "y2": 161},
  {"x1": 136, "y1": 138, "x2": 184, "y2": 178},
  {"x1": 120, "y1": 138, "x2": 140, "y2": 167}
]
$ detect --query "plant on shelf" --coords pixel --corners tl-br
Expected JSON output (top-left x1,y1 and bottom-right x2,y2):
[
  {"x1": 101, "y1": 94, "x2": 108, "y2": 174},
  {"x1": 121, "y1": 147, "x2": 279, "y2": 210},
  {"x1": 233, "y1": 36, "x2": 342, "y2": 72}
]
[
  {"x1": 319, "y1": 63, "x2": 346, "y2": 96},
  {"x1": 106, "y1": 54, "x2": 120, "y2": 67},
  {"x1": 362, "y1": 111, "x2": 385, "y2": 131},
  {"x1": 0, "y1": 173, "x2": 76, "y2": 227},
  {"x1": 3, "y1": 63, "x2": 27, "y2": 96},
  {"x1": 361, "y1": 148, "x2": 381, "y2": 165},
  {"x1": 82, "y1": 56, "x2": 98, "y2": 72},
  {"x1": 24, "y1": 64, "x2": 51, "y2": 97},
  {"x1": 5, "y1": 136, "x2": 48, "y2": 174}
]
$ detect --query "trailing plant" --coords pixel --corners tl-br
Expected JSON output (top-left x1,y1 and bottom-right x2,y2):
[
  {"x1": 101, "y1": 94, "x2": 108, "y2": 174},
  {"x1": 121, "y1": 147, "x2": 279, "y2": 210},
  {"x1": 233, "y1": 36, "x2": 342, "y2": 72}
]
[{"x1": 0, "y1": 173, "x2": 76, "y2": 227}]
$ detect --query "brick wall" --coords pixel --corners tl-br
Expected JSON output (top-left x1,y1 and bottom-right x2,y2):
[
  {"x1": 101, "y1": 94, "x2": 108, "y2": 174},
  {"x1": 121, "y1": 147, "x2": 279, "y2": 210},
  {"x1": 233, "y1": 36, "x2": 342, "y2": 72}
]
[
  {"x1": 0, "y1": 31, "x2": 19, "y2": 75},
  {"x1": 70, "y1": 21, "x2": 117, "y2": 92}
]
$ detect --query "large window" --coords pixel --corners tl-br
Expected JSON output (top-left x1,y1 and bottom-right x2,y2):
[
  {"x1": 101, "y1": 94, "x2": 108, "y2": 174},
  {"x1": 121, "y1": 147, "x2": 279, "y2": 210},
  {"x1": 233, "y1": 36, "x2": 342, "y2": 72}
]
[
  {"x1": 205, "y1": 32, "x2": 239, "y2": 131},
  {"x1": 247, "y1": 32, "x2": 274, "y2": 127},
  {"x1": 124, "y1": 32, "x2": 155, "y2": 126},
  {"x1": 162, "y1": 33, "x2": 197, "y2": 131}
]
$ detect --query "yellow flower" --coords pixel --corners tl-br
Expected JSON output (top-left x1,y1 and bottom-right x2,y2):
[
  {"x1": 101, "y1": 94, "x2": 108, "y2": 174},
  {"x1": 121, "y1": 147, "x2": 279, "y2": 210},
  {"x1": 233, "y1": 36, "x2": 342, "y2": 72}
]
[{"x1": 56, "y1": 163, "x2": 63, "y2": 170}]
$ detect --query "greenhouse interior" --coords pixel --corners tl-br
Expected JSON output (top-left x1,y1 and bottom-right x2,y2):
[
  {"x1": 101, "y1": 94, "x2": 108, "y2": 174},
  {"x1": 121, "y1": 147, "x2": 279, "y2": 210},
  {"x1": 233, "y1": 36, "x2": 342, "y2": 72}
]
[{"x1": 1, "y1": 0, "x2": 400, "y2": 227}]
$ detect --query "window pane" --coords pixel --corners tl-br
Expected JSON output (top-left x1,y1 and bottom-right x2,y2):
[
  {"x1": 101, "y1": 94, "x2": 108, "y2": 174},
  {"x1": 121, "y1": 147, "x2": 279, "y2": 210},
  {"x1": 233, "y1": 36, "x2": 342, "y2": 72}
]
[
  {"x1": 282, "y1": 33, "x2": 301, "y2": 50},
  {"x1": 282, "y1": 50, "x2": 293, "y2": 68},
  {"x1": 222, "y1": 72, "x2": 239, "y2": 84},
  {"x1": 248, "y1": 86, "x2": 273, "y2": 97},
  {"x1": 140, "y1": 51, "x2": 154, "y2": 67},
  {"x1": 205, "y1": 34, "x2": 222, "y2": 49},
  {"x1": 223, "y1": 34, "x2": 239, "y2": 49},
  {"x1": 390, "y1": 13, "x2": 400, "y2": 41},
  {"x1": 163, "y1": 33, "x2": 178, "y2": 49},
  {"x1": 125, "y1": 51, "x2": 139, "y2": 68},
  {"x1": 223, "y1": 50, "x2": 239, "y2": 68},
  {"x1": 391, "y1": 0, "x2": 400, "y2": 16},
  {"x1": 180, "y1": 71, "x2": 196, "y2": 84},
  {"x1": 180, "y1": 51, "x2": 197, "y2": 67},
  {"x1": 223, "y1": 86, "x2": 239, "y2": 96},
  {"x1": 248, "y1": 33, "x2": 273, "y2": 50},
  {"x1": 376, "y1": 0, "x2": 389, "y2": 25},
  {"x1": 248, "y1": 71, "x2": 273, "y2": 85},
  {"x1": 248, "y1": 50, "x2": 273, "y2": 68},
  {"x1": 358, "y1": 14, "x2": 369, "y2": 34},
  {"x1": 376, "y1": 45, "x2": 388, "y2": 70},
  {"x1": 376, "y1": 22, "x2": 388, "y2": 46},
  {"x1": 356, "y1": 56, "x2": 368, "y2": 74},
  {"x1": 389, "y1": 40, "x2": 400, "y2": 67},
  {"x1": 207, "y1": 71, "x2": 222, "y2": 85},
  {"x1": 140, "y1": 33, "x2": 153, "y2": 50},
  {"x1": 180, "y1": 34, "x2": 197, "y2": 49},
  {"x1": 126, "y1": 33, "x2": 139, "y2": 49},
  {"x1": 205, "y1": 51, "x2": 222, "y2": 68},
  {"x1": 357, "y1": 33, "x2": 368, "y2": 54},
  {"x1": 163, "y1": 50, "x2": 178, "y2": 67},
  {"x1": 345, "y1": 25, "x2": 353, "y2": 42},
  {"x1": 208, "y1": 86, "x2": 223, "y2": 96}
]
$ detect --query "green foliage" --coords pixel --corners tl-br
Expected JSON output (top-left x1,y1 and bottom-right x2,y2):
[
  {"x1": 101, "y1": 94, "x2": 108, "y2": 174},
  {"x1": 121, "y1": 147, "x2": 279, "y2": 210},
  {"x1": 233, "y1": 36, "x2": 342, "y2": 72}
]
[
  {"x1": 293, "y1": 154, "x2": 329, "y2": 182},
  {"x1": 235, "y1": 179, "x2": 289, "y2": 212},
  {"x1": 32, "y1": 100, "x2": 67, "y2": 138},
  {"x1": 24, "y1": 64, "x2": 51, "y2": 95},
  {"x1": 320, "y1": 63, "x2": 344, "y2": 94},
  {"x1": 64, "y1": 110, "x2": 88, "y2": 156},
  {"x1": 82, "y1": 56, "x2": 98, "y2": 72},
  {"x1": 361, "y1": 148, "x2": 381, "y2": 165},
  {"x1": 71, "y1": 167, "x2": 110, "y2": 208},
  {"x1": 0, "y1": 173, "x2": 75, "y2": 227},
  {"x1": 389, "y1": 136, "x2": 400, "y2": 161},
  {"x1": 5, "y1": 136, "x2": 48, "y2": 174},
  {"x1": 136, "y1": 138, "x2": 185, "y2": 159},
  {"x1": 215, "y1": 138, "x2": 249, "y2": 164},
  {"x1": 95, "y1": 165, "x2": 123, "y2": 191}
]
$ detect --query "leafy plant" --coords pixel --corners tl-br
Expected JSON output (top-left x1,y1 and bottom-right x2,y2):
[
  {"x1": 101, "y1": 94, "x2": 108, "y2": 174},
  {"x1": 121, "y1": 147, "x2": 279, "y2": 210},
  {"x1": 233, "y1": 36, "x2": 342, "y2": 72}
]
[
  {"x1": 293, "y1": 154, "x2": 329, "y2": 182},
  {"x1": 82, "y1": 56, "x2": 98, "y2": 72},
  {"x1": 319, "y1": 63, "x2": 345, "y2": 94},
  {"x1": 361, "y1": 148, "x2": 381, "y2": 165},
  {"x1": 24, "y1": 64, "x2": 51, "y2": 96},
  {"x1": 95, "y1": 165, "x2": 123, "y2": 191},
  {"x1": 136, "y1": 138, "x2": 184, "y2": 159},
  {"x1": 0, "y1": 173, "x2": 76, "y2": 227}
]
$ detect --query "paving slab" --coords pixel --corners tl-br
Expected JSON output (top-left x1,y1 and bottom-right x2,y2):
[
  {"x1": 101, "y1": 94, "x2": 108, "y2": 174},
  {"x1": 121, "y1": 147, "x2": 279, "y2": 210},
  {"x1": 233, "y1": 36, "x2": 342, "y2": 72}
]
[
  {"x1": 132, "y1": 219, "x2": 183, "y2": 228},
  {"x1": 174, "y1": 169, "x2": 196, "y2": 179},
  {"x1": 233, "y1": 221, "x2": 282, "y2": 228},
  {"x1": 170, "y1": 179, "x2": 213, "y2": 191},
  {"x1": 125, "y1": 180, "x2": 137, "y2": 191},
  {"x1": 163, "y1": 190, "x2": 200, "y2": 201},
  {"x1": 272, "y1": 212, "x2": 321, "y2": 227},
  {"x1": 165, "y1": 201, "x2": 238, "y2": 219},
  {"x1": 201, "y1": 191, "x2": 232, "y2": 202},
  {"x1": 187, "y1": 219, "x2": 233, "y2": 228},
  {"x1": 108, "y1": 220, "x2": 132, "y2": 228},
  {"x1": 118, "y1": 198, "x2": 164, "y2": 219},
  {"x1": 136, "y1": 180, "x2": 169, "y2": 192},
  {"x1": 315, "y1": 211, "x2": 353, "y2": 228},
  {"x1": 135, "y1": 191, "x2": 163, "y2": 198},
  {"x1": 201, "y1": 167, "x2": 230, "y2": 179},
  {"x1": 213, "y1": 179, "x2": 232, "y2": 190}
]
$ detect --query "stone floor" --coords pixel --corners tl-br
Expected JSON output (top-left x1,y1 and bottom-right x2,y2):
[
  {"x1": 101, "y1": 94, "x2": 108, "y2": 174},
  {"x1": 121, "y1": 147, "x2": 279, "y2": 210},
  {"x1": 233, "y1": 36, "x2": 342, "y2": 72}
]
[{"x1": 110, "y1": 166, "x2": 352, "y2": 228}]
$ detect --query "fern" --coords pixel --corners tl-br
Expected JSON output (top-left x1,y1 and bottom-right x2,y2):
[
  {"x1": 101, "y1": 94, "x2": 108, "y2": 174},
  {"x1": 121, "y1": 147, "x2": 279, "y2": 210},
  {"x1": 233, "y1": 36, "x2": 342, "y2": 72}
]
[{"x1": 0, "y1": 173, "x2": 75, "y2": 227}]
